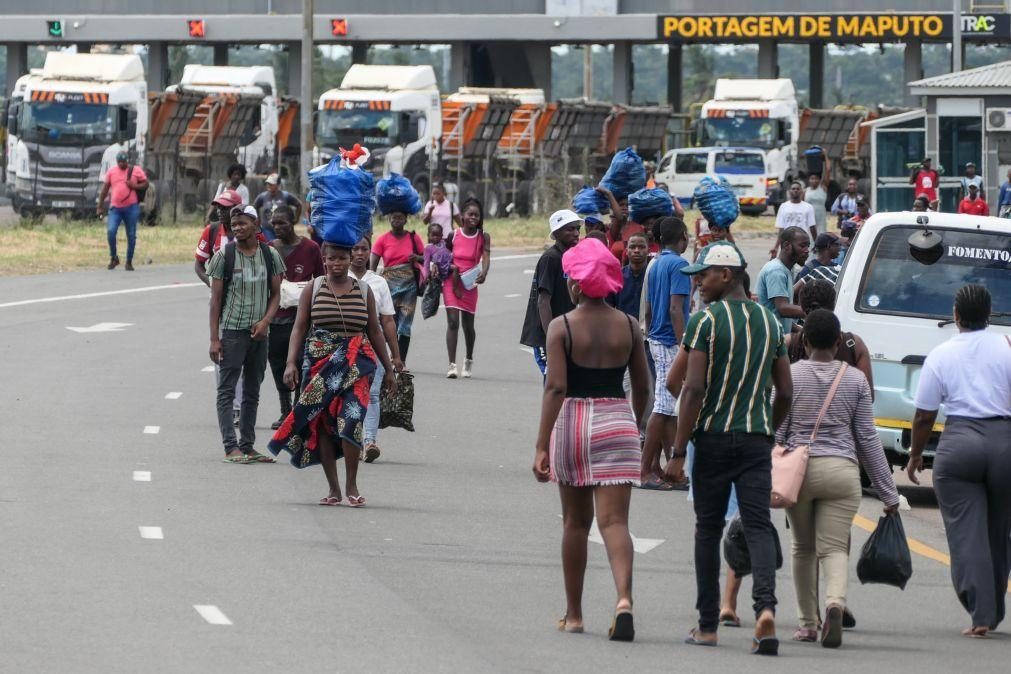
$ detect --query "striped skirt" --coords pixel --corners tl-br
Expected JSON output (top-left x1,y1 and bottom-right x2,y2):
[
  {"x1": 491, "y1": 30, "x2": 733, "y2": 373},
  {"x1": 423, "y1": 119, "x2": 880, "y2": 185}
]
[{"x1": 550, "y1": 397, "x2": 641, "y2": 487}]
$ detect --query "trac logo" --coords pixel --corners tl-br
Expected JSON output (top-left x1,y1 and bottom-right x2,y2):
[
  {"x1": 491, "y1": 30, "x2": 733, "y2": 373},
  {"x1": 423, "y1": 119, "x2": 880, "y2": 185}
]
[{"x1": 962, "y1": 15, "x2": 997, "y2": 34}]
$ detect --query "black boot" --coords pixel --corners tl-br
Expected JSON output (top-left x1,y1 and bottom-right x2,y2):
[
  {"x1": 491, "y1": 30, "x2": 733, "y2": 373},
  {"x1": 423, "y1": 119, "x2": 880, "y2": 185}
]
[
  {"x1": 107, "y1": 256, "x2": 120, "y2": 270},
  {"x1": 272, "y1": 394, "x2": 292, "y2": 430},
  {"x1": 398, "y1": 335, "x2": 410, "y2": 362}
]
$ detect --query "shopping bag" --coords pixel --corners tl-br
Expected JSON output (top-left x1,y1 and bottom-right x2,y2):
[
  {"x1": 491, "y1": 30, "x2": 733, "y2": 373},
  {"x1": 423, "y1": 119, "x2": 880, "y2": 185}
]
[
  {"x1": 379, "y1": 371, "x2": 415, "y2": 432},
  {"x1": 308, "y1": 155, "x2": 375, "y2": 246},
  {"x1": 571, "y1": 185, "x2": 609, "y2": 215},
  {"x1": 628, "y1": 187, "x2": 673, "y2": 223},
  {"x1": 722, "y1": 516, "x2": 784, "y2": 577},
  {"x1": 376, "y1": 173, "x2": 423, "y2": 216},
  {"x1": 856, "y1": 513, "x2": 913, "y2": 589},
  {"x1": 599, "y1": 148, "x2": 646, "y2": 201},
  {"x1": 421, "y1": 277, "x2": 442, "y2": 319},
  {"x1": 693, "y1": 175, "x2": 739, "y2": 229}
]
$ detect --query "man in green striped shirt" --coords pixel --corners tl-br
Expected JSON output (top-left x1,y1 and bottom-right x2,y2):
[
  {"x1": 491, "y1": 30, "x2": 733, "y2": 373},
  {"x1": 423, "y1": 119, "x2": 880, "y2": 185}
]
[{"x1": 672, "y1": 242, "x2": 793, "y2": 654}]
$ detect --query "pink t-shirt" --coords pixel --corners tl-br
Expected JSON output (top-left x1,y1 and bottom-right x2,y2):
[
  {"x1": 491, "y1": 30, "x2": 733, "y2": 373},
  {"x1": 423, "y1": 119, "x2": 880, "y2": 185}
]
[
  {"x1": 104, "y1": 164, "x2": 147, "y2": 209},
  {"x1": 424, "y1": 199, "x2": 457, "y2": 232},
  {"x1": 373, "y1": 231, "x2": 424, "y2": 267}
]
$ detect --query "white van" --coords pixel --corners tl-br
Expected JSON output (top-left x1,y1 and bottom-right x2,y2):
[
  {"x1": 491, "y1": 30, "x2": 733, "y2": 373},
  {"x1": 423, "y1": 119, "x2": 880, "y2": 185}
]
[
  {"x1": 834, "y1": 211, "x2": 1011, "y2": 473},
  {"x1": 654, "y1": 146, "x2": 769, "y2": 215}
]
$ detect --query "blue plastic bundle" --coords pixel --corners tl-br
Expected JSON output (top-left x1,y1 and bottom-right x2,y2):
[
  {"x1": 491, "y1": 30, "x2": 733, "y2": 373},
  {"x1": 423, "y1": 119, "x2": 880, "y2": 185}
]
[
  {"x1": 693, "y1": 175, "x2": 739, "y2": 228},
  {"x1": 628, "y1": 187, "x2": 673, "y2": 223},
  {"x1": 599, "y1": 148, "x2": 646, "y2": 201},
  {"x1": 308, "y1": 156, "x2": 376, "y2": 246},
  {"x1": 571, "y1": 186, "x2": 609, "y2": 216},
  {"x1": 376, "y1": 173, "x2": 423, "y2": 216}
]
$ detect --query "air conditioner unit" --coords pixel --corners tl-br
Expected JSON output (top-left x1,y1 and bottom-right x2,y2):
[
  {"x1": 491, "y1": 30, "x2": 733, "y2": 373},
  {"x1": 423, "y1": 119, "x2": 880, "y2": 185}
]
[{"x1": 985, "y1": 108, "x2": 1011, "y2": 132}]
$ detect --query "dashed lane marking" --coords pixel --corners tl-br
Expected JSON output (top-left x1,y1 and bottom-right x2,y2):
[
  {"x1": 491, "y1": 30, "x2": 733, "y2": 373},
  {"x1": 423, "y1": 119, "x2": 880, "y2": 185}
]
[
  {"x1": 143, "y1": 426, "x2": 160, "y2": 434},
  {"x1": 0, "y1": 282, "x2": 204, "y2": 309},
  {"x1": 165, "y1": 392, "x2": 183, "y2": 400},
  {"x1": 138, "y1": 526, "x2": 163, "y2": 540},
  {"x1": 201, "y1": 366, "x2": 215, "y2": 372},
  {"x1": 133, "y1": 471, "x2": 151, "y2": 482},
  {"x1": 523, "y1": 269, "x2": 534, "y2": 275},
  {"x1": 193, "y1": 605, "x2": 232, "y2": 626},
  {"x1": 504, "y1": 293, "x2": 521, "y2": 298}
]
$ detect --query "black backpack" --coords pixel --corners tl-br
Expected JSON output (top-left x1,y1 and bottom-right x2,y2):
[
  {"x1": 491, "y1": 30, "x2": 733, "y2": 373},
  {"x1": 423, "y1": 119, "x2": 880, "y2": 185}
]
[
  {"x1": 219, "y1": 241, "x2": 275, "y2": 315},
  {"x1": 127, "y1": 165, "x2": 148, "y2": 203}
]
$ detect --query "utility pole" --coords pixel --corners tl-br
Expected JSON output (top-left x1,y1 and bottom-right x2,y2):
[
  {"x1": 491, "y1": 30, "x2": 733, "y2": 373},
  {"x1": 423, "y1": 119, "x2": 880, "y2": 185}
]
[
  {"x1": 952, "y1": 0, "x2": 962, "y2": 73},
  {"x1": 300, "y1": 0, "x2": 314, "y2": 191}
]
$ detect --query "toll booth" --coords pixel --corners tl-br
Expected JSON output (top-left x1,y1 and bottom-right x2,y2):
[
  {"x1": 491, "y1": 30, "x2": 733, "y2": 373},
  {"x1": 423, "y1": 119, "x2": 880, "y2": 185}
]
[{"x1": 863, "y1": 109, "x2": 927, "y2": 212}]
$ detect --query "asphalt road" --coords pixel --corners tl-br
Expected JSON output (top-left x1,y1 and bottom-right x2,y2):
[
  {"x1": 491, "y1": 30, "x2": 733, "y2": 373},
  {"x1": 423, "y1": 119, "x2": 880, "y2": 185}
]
[{"x1": 0, "y1": 237, "x2": 1005, "y2": 673}]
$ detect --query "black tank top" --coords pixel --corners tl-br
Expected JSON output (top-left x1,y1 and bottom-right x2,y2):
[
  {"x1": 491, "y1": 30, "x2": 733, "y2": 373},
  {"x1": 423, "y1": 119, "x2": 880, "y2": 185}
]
[{"x1": 563, "y1": 314, "x2": 634, "y2": 399}]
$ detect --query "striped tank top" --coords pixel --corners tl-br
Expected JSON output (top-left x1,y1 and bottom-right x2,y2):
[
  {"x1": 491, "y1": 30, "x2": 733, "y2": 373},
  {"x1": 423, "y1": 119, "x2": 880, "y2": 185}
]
[{"x1": 312, "y1": 277, "x2": 368, "y2": 337}]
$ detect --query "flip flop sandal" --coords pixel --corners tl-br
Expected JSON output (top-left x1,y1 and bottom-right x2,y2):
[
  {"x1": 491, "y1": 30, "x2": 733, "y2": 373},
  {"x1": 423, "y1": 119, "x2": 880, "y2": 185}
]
[
  {"x1": 684, "y1": 629, "x2": 718, "y2": 647},
  {"x1": 720, "y1": 612, "x2": 741, "y2": 627},
  {"x1": 222, "y1": 455, "x2": 252, "y2": 464},
  {"x1": 247, "y1": 454, "x2": 276, "y2": 463},
  {"x1": 751, "y1": 637, "x2": 780, "y2": 656},
  {"x1": 638, "y1": 478, "x2": 676, "y2": 491},
  {"x1": 347, "y1": 494, "x2": 367, "y2": 508},
  {"x1": 557, "y1": 616, "x2": 584, "y2": 634},
  {"x1": 669, "y1": 479, "x2": 690, "y2": 491},
  {"x1": 821, "y1": 605, "x2": 843, "y2": 649},
  {"x1": 318, "y1": 496, "x2": 342, "y2": 506},
  {"x1": 364, "y1": 444, "x2": 381, "y2": 463},
  {"x1": 608, "y1": 611, "x2": 635, "y2": 642}
]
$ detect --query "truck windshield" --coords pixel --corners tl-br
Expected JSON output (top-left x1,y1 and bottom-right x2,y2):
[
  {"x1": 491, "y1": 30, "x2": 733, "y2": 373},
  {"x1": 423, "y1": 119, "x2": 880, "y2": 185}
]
[
  {"x1": 702, "y1": 117, "x2": 780, "y2": 149},
  {"x1": 20, "y1": 101, "x2": 119, "y2": 145},
  {"x1": 317, "y1": 109, "x2": 399, "y2": 149},
  {"x1": 857, "y1": 225, "x2": 1011, "y2": 326}
]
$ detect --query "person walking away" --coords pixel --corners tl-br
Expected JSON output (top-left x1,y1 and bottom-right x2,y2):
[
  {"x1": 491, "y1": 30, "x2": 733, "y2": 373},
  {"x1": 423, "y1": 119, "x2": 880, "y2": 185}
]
[
  {"x1": 772, "y1": 182, "x2": 816, "y2": 257},
  {"x1": 267, "y1": 207, "x2": 324, "y2": 430},
  {"x1": 421, "y1": 182, "x2": 461, "y2": 235},
  {"x1": 777, "y1": 309, "x2": 899, "y2": 647},
  {"x1": 269, "y1": 243, "x2": 397, "y2": 505},
  {"x1": 208, "y1": 206, "x2": 285, "y2": 464},
  {"x1": 829, "y1": 177, "x2": 862, "y2": 230},
  {"x1": 997, "y1": 168, "x2": 1011, "y2": 218},
  {"x1": 958, "y1": 183, "x2": 989, "y2": 216},
  {"x1": 640, "y1": 218, "x2": 692, "y2": 489},
  {"x1": 908, "y1": 284, "x2": 1011, "y2": 639},
  {"x1": 350, "y1": 236, "x2": 404, "y2": 464},
  {"x1": 97, "y1": 151, "x2": 147, "y2": 271},
  {"x1": 444, "y1": 198, "x2": 491, "y2": 379},
  {"x1": 673, "y1": 241, "x2": 793, "y2": 654},
  {"x1": 795, "y1": 234, "x2": 841, "y2": 287},
  {"x1": 958, "y1": 162, "x2": 984, "y2": 202},
  {"x1": 532, "y1": 237, "x2": 651, "y2": 640},
  {"x1": 520, "y1": 210, "x2": 582, "y2": 376},
  {"x1": 253, "y1": 173, "x2": 302, "y2": 241},
  {"x1": 757, "y1": 226, "x2": 810, "y2": 337},
  {"x1": 370, "y1": 211, "x2": 425, "y2": 362},
  {"x1": 804, "y1": 156, "x2": 831, "y2": 236},
  {"x1": 910, "y1": 157, "x2": 940, "y2": 207}
]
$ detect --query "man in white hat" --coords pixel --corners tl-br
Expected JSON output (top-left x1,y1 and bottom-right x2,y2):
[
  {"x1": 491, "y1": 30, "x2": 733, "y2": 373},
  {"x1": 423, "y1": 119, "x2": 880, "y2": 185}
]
[
  {"x1": 520, "y1": 210, "x2": 582, "y2": 375},
  {"x1": 253, "y1": 173, "x2": 303, "y2": 241}
]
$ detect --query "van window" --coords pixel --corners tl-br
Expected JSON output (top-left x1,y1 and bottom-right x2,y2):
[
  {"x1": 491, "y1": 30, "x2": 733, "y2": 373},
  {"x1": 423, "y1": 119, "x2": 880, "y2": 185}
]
[
  {"x1": 857, "y1": 225, "x2": 1011, "y2": 326},
  {"x1": 675, "y1": 152, "x2": 708, "y2": 174},
  {"x1": 714, "y1": 152, "x2": 764, "y2": 174}
]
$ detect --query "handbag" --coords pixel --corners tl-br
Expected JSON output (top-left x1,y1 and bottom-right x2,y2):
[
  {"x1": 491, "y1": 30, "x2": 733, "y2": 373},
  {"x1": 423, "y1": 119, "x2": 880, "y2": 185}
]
[
  {"x1": 771, "y1": 362, "x2": 848, "y2": 509},
  {"x1": 280, "y1": 279, "x2": 308, "y2": 309}
]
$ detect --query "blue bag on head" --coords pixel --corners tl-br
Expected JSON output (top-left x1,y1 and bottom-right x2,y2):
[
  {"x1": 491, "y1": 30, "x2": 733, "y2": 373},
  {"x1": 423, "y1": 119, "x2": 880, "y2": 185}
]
[
  {"x1": 693, "y1": 175, "x2": 739, "y2": 229},
  {"x1": 600, "y1": 148, "x2": 646, "y2": 201},
  {"x1": 308, "y1": 155, "x2": 376, "y2": 246},
  {"x1": 571, "y1": 186, "x2": 610, "y2": 216},
  {"x1": 376, "y1": 173, "x2": 423, "y2": 216},
  {"x1": 628, "y1": 187, "x2": 673, "y2": 223}
]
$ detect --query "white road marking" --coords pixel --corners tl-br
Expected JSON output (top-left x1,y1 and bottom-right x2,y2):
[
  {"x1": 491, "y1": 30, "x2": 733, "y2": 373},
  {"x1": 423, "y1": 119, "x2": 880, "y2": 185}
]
[
  {"x1": 165, "y1": 392, "x2": 183, "y2": 400},
  {"x1": 504, "y1": 293, "x2": 521, "y2": 298},
  {"x1": 0, "y1": 282, "x2": 204, "y2": 309},
  {"x1": 523, "y1": 269, "x2": 534, "y2": 275},
  {"x1": 138, "y1": 526, "x2": 163, "y2": 540},
  {"x1": 201, "y1": 365, "x2": 215, "y2": 372},
  {"x1": 193, "y1": 605, "x2": 232, "y2": 626},
  {"x1": 65, "y1": 322, "x2": 134, "y2": 333},
  {"x1": 557, "y1": 515, "x2": 666, "y2": 554},
  {"x1": 519, "y1": 346, "x2": 534, "y2": 354},
  {"x1": 133, "y1": 471, "x2": 151, "y2": 482},
  {"x1": 491, "y1": 253, "x2": 541, "y2": 262},
  {"x1": 143, "y1": 426, "x2": 160, "y2": 434}
]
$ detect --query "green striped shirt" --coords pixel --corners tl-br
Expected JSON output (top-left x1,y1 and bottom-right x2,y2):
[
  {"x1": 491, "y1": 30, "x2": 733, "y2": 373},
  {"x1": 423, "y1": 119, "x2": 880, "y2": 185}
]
[
  {"x1": 207, "y1": 245, "x2": 286, "y2": 331},
  {"x1": 683, "y1": 299, "x2": 786, "y2": 436}
]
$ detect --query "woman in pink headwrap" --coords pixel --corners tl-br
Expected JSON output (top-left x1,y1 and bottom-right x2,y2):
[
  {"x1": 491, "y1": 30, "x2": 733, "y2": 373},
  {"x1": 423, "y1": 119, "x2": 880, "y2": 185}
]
[{"x1": 532, "y1": 237, "x2": 652, "y2": 642}]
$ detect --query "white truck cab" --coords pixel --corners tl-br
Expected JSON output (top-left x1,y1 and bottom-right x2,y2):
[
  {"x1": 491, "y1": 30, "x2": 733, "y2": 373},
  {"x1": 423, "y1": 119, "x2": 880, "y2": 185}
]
[{"x1": 834, "y1": 211, "x2": 1011, "y2": 471}]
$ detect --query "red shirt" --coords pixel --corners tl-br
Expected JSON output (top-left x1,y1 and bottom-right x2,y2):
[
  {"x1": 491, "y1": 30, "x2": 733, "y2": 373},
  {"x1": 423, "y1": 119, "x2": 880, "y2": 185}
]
[
  {"x1": 373, "y1": 230, "x2": 424, "y2": 267},
  {"x1": 194, "y1": 223, "x2": 266, "y2": 262},
  {"x1": 271, "y1": 237, "x2": 325, "y2": 320},
  {"x1": 914, "y1": 169, "x2": 940, "y2": 201},
  {"x1": 958, "y1": 197, "x2": 989, "y2": 216},
  {"x1": 104, "y1": 164, "x2": 147, "y2": 209}
]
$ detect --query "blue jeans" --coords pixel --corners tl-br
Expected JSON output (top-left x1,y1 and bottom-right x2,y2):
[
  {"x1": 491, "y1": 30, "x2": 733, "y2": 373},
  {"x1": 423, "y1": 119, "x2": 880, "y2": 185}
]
[
  {"x1": 107, "y1": 203, "x2": 140, "y2": 261},
  {"x1": 533, "y1": 346, "x2": 547, "y2": 376},
  {"x1": 363, "y1": 359, "x2": 384, "y2": 445}
]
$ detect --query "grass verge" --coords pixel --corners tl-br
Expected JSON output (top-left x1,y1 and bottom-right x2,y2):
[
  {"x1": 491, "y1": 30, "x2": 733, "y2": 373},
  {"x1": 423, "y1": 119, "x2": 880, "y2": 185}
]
[{"x1": 0, "y1": 210, "x2": 777, "y2": 277}]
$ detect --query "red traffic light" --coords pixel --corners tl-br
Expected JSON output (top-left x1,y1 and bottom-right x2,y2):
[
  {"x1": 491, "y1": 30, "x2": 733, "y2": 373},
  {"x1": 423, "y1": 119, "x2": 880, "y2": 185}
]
[
  {"x1": 187, "y1": 19, "x2": 206, "y2": 38},
  {"x1": 331, "y1": 19, "x2": 348, "y2": 37}
]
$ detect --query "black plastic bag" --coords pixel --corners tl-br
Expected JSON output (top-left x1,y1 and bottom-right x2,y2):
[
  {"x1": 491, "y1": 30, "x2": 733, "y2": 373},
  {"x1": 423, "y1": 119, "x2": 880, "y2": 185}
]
[
  {"x1": 723, "y1": 516, "x2": 784, "y2": 577},
  {"x1": 421, "y1": 278, "x2": 441, "y2": 319},
  {"x1": 857, "y1": 513, "x2": 913, "y2": 589},
  {"x1": 379, "y1": 371, "x2": 415, "y2": 432}
]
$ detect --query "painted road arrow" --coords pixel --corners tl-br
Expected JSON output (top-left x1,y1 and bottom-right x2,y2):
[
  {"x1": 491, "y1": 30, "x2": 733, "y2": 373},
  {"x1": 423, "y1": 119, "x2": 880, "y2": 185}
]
[
  {"x1": 66, "y1": 322, "x2": 134, "y2": 333},
  {"x1": 559, "y1": 515, "x2": 666, "y2": 554}
]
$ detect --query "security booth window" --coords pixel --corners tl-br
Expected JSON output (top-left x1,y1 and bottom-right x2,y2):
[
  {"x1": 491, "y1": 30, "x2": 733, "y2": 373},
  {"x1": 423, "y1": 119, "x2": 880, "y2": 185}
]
[
  {"x1": 857, "y1": 225, "x2": 1011, "y2": 326},
  {"x1": 939, "y1": 115, "x2": 982, "y2": 212}
]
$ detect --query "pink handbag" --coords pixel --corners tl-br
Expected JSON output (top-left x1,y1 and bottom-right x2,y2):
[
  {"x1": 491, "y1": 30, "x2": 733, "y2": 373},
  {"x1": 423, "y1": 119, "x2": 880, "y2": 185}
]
[{"x1": 770, "y1": 363, "x2": 849, "y2": 509}]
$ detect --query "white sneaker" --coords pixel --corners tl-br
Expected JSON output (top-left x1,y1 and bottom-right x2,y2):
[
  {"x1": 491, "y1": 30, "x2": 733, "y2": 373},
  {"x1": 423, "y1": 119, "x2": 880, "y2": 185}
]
[
  {"x1": 447, "y1": 363, "x2": 458, "y2": 379},
  {"x1": 462, "y1": 359, "x2": 473, "y2": 379}
]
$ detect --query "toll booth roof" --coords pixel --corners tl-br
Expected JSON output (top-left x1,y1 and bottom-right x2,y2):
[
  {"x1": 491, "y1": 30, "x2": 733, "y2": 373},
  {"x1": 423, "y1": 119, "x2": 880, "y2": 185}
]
[
  {"x1": 42, "y1": 51, "x2": 144, "y2": 83},
  {"x1": 713, "y1": 78, "x2": 795, "y2": 102},
  {"x1": 340, "y1": 65, "x2": 437, "y2": 91}
]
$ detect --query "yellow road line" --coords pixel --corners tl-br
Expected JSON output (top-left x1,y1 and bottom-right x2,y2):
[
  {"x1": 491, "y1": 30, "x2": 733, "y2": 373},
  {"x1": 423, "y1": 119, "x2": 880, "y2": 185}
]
[{"x1": 853, "y1": 514, "x2": 1010, "y2": 592}]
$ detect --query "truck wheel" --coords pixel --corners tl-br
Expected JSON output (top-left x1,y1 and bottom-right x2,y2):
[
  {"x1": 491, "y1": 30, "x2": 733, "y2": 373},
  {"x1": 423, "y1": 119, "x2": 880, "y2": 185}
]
[
  {"x1": 483, "y1": 183, "x2": 504, "y2": 218},
  {"x1": 459, "y1": 181, "x2": 479, "y2": 203},
  {"x1": 515, "y1": 180, "x2": 533, "y2": 216}
]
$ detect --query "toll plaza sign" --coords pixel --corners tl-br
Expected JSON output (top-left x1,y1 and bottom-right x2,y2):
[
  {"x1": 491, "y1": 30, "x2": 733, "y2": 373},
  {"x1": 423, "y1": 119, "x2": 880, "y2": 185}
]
[{"x1": 658, "y1": 14, "x2": 1011, "y2": 43}]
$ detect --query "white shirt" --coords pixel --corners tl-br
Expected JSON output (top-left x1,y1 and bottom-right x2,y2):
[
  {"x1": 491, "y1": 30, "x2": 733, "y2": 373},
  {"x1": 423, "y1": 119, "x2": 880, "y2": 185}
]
[
  {"x1": 914, "y1": 330, "x2": 1011, "y2": 418},
  {"x1": 775, "y1": 200, "x2": 816, "y2": 232},
  {"x1": 214, "y1": 182, "x2": 250, "y2": 205},
  {"x1": 350, "y1": 269, "x2": 395, "y2": 316}
]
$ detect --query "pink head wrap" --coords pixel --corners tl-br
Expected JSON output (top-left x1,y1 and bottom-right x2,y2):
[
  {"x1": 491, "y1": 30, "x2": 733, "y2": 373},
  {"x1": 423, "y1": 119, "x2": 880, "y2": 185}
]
[{"x1": 562, "y1": 238, "x2": 624, "y2": 299}]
